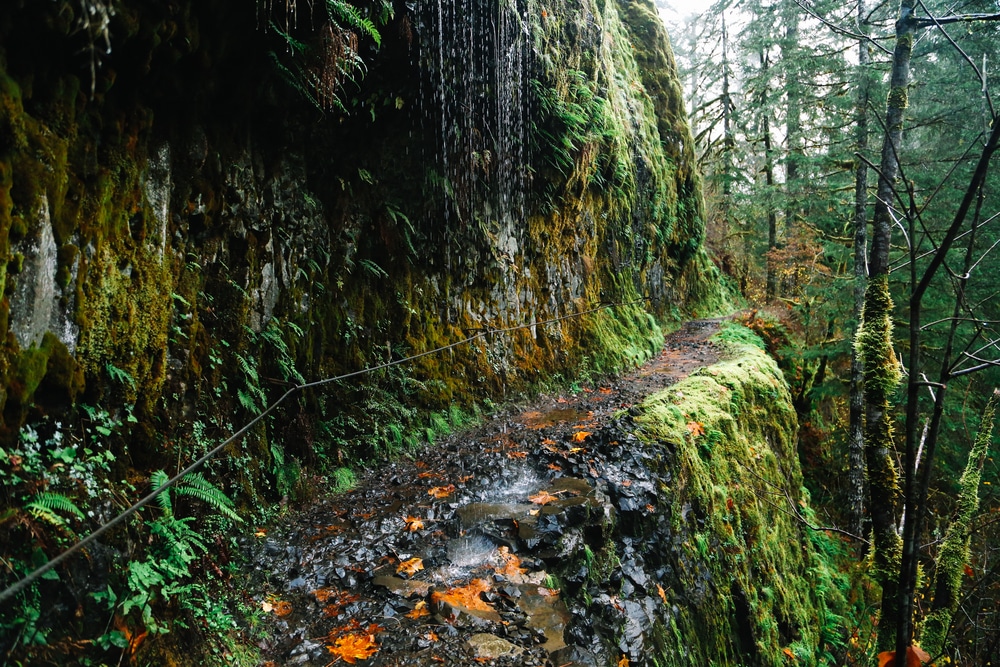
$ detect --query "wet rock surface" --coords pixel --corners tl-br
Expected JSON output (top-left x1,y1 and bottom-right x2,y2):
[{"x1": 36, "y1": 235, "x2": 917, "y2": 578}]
[{"x1": 242, "y1": 320, "x2": 723, "y2": 666}]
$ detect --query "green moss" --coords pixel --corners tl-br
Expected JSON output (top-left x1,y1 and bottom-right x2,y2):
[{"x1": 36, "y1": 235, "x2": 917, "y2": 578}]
[
  {"x1": 887, "y1": 85, "x2": 909, "y2": 111},
  {"x1": 633, "y1": 339, "x2": 847, "y2": 665}
]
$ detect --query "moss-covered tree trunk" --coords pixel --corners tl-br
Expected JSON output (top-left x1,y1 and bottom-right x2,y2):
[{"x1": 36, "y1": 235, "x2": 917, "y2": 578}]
[
  {"x1": 857, "y1": 274, "x2": 903, "y2": 653},
  {"x1": 861, "y1": 0, "x2": 914, "y2": 653},
  {"x1": 920, "y1": 389, "x2": 999, "y2": 657}
]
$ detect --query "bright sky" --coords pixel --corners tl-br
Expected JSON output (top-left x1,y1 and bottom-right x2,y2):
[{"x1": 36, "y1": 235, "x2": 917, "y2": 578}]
[{"x1": 656, "y1": 0, "x2": 717, "y2": 22}]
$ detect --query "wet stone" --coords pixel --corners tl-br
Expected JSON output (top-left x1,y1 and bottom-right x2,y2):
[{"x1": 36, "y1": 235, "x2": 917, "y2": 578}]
[
  {"x1": 457, "y1": 502, "x2": 536, "y2": 528},
  {"x1": 373, "y1": 575, "x2": 433, "y2": 598},
  {"x1": 467, "y1": 633, "x2": 525, "y2": 659},
  {"x1": 517, "y1": 584, "x2": 570, "y2": 653}
]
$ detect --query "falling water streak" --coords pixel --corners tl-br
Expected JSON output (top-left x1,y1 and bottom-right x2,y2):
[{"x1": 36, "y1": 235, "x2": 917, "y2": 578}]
[{"x1": 414, "y1": 0, "x2": 532, "y2": 270}]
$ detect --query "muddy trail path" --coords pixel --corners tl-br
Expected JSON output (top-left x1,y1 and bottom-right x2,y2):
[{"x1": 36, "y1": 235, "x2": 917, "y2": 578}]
[{"x1": 243, "y1": 319, "x2": 725, "y2": 667}]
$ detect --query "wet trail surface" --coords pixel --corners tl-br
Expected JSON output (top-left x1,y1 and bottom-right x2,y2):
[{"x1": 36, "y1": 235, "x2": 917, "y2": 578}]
[{"x1": 244, "y1": 319, "x2": 723, "y2": 666}]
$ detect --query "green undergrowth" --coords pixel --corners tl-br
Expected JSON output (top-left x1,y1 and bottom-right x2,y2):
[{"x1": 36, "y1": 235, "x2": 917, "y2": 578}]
[{"x1": 631, "y1": 323, "x2": 856, "y2": 665}]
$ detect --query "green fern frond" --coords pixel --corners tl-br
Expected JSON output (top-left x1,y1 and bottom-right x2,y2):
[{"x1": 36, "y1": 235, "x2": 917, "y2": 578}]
[
  {"x1": 325, "y1": 0, "x2": 381, "y2": 45},
  {"x1": 150, "y1": 469, "x2": 173, "y2": 515},
  {"x1": 28, "y1": 492, "x2": 85, "y2": 523},
  {"x1": 237, "y1": 389, "x2": 259, "y2": 412},
  {"x1": 26, "y1": 504, "x2": 70, "y2": 532},
  {"x1": 175, "y1": 474, "x2": 243, "y2": 523}
]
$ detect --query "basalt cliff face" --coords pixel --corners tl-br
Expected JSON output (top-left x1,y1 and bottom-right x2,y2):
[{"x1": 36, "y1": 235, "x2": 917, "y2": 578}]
[{"x1": 0, "y1": 0, "x2": 721, "y2": 469}]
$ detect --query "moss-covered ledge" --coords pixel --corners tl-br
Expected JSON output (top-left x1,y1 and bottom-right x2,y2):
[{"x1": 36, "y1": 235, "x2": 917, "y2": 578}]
[{"x1": 631, "y1": 323, "x2": 848, "y2": 666}]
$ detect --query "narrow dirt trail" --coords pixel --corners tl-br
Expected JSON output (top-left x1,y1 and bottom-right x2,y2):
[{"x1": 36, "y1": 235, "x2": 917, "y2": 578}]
[{"x1": 243, "y1": 319, "x2": 724, "y2": 666}]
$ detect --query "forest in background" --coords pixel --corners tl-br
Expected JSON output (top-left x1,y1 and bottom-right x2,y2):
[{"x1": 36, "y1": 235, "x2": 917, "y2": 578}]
[{"x1": 668, "y1": 0, "x2": 1000, "y2": 661}]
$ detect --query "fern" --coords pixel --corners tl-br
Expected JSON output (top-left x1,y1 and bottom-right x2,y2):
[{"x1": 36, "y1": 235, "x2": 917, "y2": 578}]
[
  {"x1": 173, "y1": 473, "x2": 243, "y2": 523},
  {"x1": 325, "y1": 0, "x2": 381, "y2": 46},
  {"x1": 25, "y1": 492, "x2": 84, "y2": 534},
  {"x1": 150, "y1": 469, "x2": 173, "y2": 514}
]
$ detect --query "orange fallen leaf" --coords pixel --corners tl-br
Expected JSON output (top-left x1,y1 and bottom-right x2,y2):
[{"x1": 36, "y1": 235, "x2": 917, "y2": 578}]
[
  {"x1": 964, "y1": 564, "x2": 975, "y2": 577},
  {"x1": 405, "y1": 516, "x2": 425, "y2": 532},
  {"x1": 272, "y1": 600, "x2": 293, "y2": 617},
  {"x1": 599, "y1": 387, "x2": 613, "y2": 394},
  {"x1": 328, "y1": 633, "x2": 379, "y2": 664},
  {"x1": 529, "y1": 490, "x2": 560, "y2": 505},
  {"x1": 621, "y1": 479, "x2": 632, "y2": 487},
  {"x1": 407, "y1": 601, "x2": 430, "y2": 619},
  {"x1": 459, "y1": 474, "x2": 474, "y2": 483},
  {"x1": 618, "y1": 656, "x2": 630, "y2": 667},
  {"x1": 782, "y1": 646, "x2": 796, "y2": 660},
  {"x1": 569, "y1": 446, "x2": 586, "y2": 454},
  {"x1": 507, "y1": 451, "x2": 528, "y2": 459},
  {"x1": 254, "y1": 528, "x2": 267, "y2": 537},
  {"x1": 656, "y1": 583, "x2": 667, "y2": 603},
  {"x1": 397, "y1": 557, "x2": 424, "y2": 577},
  {"x1": 646, "y1": 504, "x2": 655, "y2": 512},
  {"x1": 686, "y1": 421, "x2": 705, "y2": 437},
  {"x1": 877, "y1": 646, "x2": 931, "y2": 667},
  {"x1": 541, "y1": 438, "x2": 557, "y2": 446},
  {"x1": 548, "y1": 462, "x2": 563, "y2": 471},
  {"x1": 431, "y1": 579, "x2": 494, "y2": 612},
  {"x1": 496, "y1": 546, "x2": 527, "y2": 578},
  {"x1": 428, "y1": 485, "x2": 455, "y2": 499},
  {"x1": 313, "y1": 589, "x2": 333, "y2": 602},
  {"x1": 417, "y1": 471, "x2": 439, "y2": 479},
  {"x1": 425, "y1": 631, "x2": 439, "y2": 642},
  {"x1": 557, "y1": 397, "x2": 568, "y2": 403},
  {"x1": 571, "y1": 431, "x2": 592, "y2": 443}
]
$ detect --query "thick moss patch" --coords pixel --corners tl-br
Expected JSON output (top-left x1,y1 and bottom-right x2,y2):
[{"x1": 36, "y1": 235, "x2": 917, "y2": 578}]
[{"x1": 630, "y1": 325, "x2": 849, "y2": 665}]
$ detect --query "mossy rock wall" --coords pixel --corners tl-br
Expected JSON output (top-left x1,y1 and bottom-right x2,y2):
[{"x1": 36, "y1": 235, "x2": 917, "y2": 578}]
[
  {"x1": 624, "y1": 331, "x2": 845, "y2": 665},
  {"x1": 0, "y1": 0, "x2": 723, "y2": 483}
]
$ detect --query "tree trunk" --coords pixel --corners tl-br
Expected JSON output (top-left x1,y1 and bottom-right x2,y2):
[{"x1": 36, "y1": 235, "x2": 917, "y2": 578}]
[
  {"x1": 761, "y1": 51, "x2": 778, "y2": 301},
  {"x1": 858, "y1": 274, "x2": 903, "y2": 653},
  {"x1": 847, "y1": 0, "x2": 871, "y2": 541},
  {"x1": 782, "y1": 1, "x2": 801, "y2": 230},
  {"x1": 870, "y1": 0, "x2": 915, "y2": 278}
]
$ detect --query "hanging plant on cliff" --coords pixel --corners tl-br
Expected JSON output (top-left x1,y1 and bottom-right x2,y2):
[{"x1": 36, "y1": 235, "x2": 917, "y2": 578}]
[{"x1": 260, "y1": 0, "x2": 390, "y2": 113}]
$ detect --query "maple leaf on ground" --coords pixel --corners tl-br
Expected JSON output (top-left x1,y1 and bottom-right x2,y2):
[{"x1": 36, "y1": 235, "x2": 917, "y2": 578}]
[
  {"x1": 431, "y1": 579, "x2": 494, "y2": 612},
  {"x1": 656, "y1": 584, "x2": 667, "y2": 604},
  {"x1": 529, "y1": 490, "x2": 560, "y2": 505},
  {"x1": 618, "y1": 656, "x2": 630, "y2": 667},
  {"x1": 547, "y1": 462, "x2": 563, "y2": 471},
  {"x1": 406, "y1": 601, "x2": 430, "y2": 619},
  {"x1": 397, "y1": 557, "x2": 424, "y2": 577},
  {"x1": 495, "y1": 546, "x2": 527, "y2": 578},
  {"x1": 507, "y1": 451, "x2": 528, "y2": 459},
  {"x1": 265, "y1": 600, "x2": 292, "y2": 617},
  {"x1": 685, "y1": 421, "x2": 705, "y2": 437},
  {"x1": 877, "y1": 646, "x2": 931, "y2": 667},
  {"x1": 571, "y1": 431, "x2": 592, "y2": 443},
  {"x1": 782, "y1": 647, "x2": 795, "y2": 660},
  {"x1": 428, "y1": 484, "x2": 455, "y2": 499},
  {"x1": 312, "y1": 588, "x2": 335, "y2": 603},
  {"x1": 598, "y1": 387, "x2": 613, "y2": 394},
  {"x1": 404, "y1": 516, "x2": 425, "y2": 532},
  {"x1": 328, "y1": 633, "x2": 379, "y2": 664}
]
